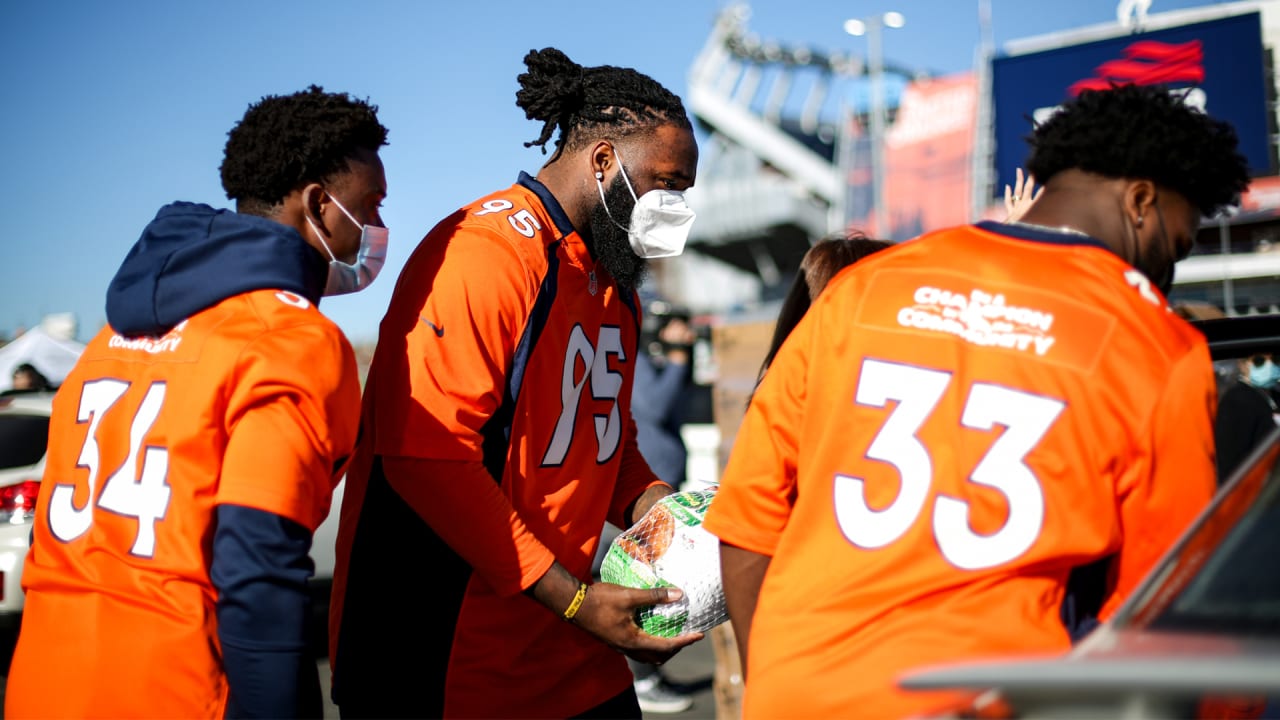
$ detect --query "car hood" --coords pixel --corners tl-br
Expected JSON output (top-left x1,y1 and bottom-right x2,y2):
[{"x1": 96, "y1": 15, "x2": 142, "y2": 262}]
[{"x1": 903, "y1": 627, "x2": 1280, "y2": 694}]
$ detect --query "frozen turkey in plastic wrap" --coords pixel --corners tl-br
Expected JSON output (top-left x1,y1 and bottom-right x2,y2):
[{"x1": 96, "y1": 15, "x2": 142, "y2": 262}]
[{"x1": 600, "y1": 489, "x2": 728, "y2": 637}]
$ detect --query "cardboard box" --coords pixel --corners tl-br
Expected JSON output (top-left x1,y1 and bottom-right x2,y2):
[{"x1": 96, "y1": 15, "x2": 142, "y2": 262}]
[{"x1": 707, "y1": 319, "x2": 774, "y2": 720}]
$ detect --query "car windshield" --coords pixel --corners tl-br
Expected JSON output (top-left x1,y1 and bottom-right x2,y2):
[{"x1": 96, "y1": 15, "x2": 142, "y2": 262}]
[
  {"x1": 0, "y1": 413, "x2": 51, "y2": 469},
  {"x1": 1129, "y1": 430, "x2": 1280, "y2": 636}
]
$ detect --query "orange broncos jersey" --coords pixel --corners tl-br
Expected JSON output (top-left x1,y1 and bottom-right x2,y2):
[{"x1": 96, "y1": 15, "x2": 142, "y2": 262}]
[
  {"x1": 330, "y1": 173, "x2": 663, "y2": 718},
  {"x1": 8, "y1": 289, "x2": 359, "y2": 719},
  {"x1": 703, "y1": 222, "x2": 1217, "y2": 719}
]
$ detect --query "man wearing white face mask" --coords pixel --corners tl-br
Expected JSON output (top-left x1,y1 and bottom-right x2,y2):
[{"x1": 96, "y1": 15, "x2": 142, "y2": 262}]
[
  {"x1": 330, "y1": 48, "x2": 701, "y2": 719},
  {"x1": 7, "y1": 85, "x2": 388, "y2": 720}
]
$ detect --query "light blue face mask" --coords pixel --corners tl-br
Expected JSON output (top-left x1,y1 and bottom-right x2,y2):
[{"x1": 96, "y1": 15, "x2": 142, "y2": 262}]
[
  {"x1": 1248, "y1": 357, "x2": 1280, "y2": 389},
  {"x1": 306, "y1": 193, "x2": 389, "y2": 297}
]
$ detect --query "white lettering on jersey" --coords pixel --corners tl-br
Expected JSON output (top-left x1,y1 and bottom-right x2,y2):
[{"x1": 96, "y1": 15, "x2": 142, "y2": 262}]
[
  {"x1": 49, "y1": 380, "x2": 173, "y2": 558},
  {"x1": 542, "y1": 324, "x2": 627, "y2": 466},
  {"x1": 108, "y1": 320, "x2": 188, "y2": 354},
  {"x1": 1123, "y1": 269, "x2": 1163, "y2": 307},
  {"x1": 898, "y1": 285, "x2": 1057, "y2": 356},
  {"x1": 474, "y1": 198, "x2": 544, "y2": 239},
  {"x1": 835, "y1": 358, "x2": 1064, "y2": 570}
]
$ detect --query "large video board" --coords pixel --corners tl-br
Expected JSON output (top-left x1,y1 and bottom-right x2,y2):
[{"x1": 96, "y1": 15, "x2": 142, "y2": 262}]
[{"x1": 992, "y1": 11, "x2": 1273, "y2": 196}]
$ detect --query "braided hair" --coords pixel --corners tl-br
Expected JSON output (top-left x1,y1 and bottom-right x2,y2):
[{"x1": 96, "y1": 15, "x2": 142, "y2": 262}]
[{"x1": 516, "y1": 48, "x2": 691, "y2": 157}]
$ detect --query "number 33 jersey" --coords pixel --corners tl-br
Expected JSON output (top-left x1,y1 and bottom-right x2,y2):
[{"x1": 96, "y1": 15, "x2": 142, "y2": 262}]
[
  {"x1": 704, "y1": 221, "x2": 1218, "y2": 719},
  {"x1": 11, "y1": 289, "x2": 359, "y2": 718}
]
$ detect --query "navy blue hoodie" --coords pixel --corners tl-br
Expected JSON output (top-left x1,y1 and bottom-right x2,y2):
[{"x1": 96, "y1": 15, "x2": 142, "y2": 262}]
[
  {"x1": 107, "y1": 201, "x2": 327, "y2": 336},
  {"x1": 105, "y1": 201, "x2": 331, "y2": 718}
]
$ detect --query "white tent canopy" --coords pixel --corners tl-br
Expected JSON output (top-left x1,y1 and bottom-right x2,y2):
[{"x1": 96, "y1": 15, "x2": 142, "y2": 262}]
[{"x1": 0, "y1": 326, "x2": 85, "y2": 392}]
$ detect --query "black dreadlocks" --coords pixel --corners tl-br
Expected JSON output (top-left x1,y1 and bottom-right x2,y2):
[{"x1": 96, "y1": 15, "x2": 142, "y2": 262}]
[{"x1": 515, "y1": 47, "x2": 691, "y2": 157}]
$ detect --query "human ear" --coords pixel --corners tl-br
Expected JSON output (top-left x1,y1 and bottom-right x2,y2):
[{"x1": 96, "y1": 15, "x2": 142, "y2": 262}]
[
  {"x1": 588, "y1": 140, "x2": 617, "y2": 180},
  {"x1": 300, "y1": 182, "x2": 330, "y2": 233},
  {"x1": 1123, "y1": 179, "x2": 1158, "y2": 230}
]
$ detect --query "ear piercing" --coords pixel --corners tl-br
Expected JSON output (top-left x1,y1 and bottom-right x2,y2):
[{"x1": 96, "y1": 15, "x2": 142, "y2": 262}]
[
  {"x1": 595, "y1": 171, "x2": 604, "y2": 180},
  {"x1": 1137, "y1": 215, "x2": 1144, "y2": 227}
]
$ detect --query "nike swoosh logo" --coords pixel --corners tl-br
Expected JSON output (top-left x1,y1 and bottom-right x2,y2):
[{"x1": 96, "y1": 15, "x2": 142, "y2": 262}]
[{"x1": 420, "y1": 317, "x2": 445, "y2": 337}]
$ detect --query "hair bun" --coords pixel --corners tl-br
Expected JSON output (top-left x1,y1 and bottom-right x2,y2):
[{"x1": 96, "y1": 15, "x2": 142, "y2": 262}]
[{"x1": 516, "y1": 47, "x2": 586, "y2": 122}]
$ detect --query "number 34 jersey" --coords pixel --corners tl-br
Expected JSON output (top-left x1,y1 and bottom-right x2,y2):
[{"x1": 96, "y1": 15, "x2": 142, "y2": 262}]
[
  {"x1": 703, "y1": 222, "x2": 1218, "y2": 719},
  {"x1": 11, "y1": 289, "x2": 359, "y2": 718}
]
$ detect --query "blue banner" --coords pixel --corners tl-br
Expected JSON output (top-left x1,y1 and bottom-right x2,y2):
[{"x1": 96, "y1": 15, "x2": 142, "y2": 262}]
[{"x1": 991, "y1": 11, "x2": 1272, "y2": 197}]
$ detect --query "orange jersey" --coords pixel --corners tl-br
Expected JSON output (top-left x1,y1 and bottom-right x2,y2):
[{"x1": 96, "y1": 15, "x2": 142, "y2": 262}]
[
  {"x1": 8, "y1": 289, "x2": 359, "y2": 719},
  {"x1": 330, "y1": 174, "x2": 662, "y2": 718},
  {"x1": 703, "y1": 222, "x2": 1217, "y2": 719}
]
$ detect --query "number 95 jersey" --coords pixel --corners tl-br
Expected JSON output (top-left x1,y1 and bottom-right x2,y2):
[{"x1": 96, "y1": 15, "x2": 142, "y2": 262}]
[{"x1": 11, "y1": 289, "x2": 359, "y2": 719}]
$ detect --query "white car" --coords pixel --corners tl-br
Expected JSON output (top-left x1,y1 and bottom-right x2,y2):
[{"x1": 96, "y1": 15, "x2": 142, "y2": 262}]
[
  {"x1": 0, "y1": 391, "x2": 53, "y2": 630},
  {"x1": 0, "y1": 390, "x2": 342, "y2": 637}
]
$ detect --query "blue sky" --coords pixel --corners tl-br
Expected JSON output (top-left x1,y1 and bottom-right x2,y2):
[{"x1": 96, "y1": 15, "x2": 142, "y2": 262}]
[{"x1": 0, "y1": 0, "x2": 1222, "y2": 344}]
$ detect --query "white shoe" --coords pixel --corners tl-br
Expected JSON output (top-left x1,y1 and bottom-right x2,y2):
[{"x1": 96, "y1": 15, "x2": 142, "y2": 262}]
[{"x1": 634, "y1": 674, "x2": 694, "y2": 714}]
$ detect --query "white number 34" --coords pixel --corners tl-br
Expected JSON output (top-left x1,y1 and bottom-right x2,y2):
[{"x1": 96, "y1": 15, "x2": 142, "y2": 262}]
[
  {"x1": 835, "y1": 359, "x2": 1064, "y2": 570},
  {"x1": 48, "y1": 380, "x2": 172, "y2": 558}
]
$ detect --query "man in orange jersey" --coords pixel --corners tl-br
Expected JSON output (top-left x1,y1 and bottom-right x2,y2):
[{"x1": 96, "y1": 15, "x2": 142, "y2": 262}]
[
  {"x1": 328, "y1": 48, "x2": 702, "y2": 719},
  {"x1": 7, "y1": 86, "x2": 388, "y2": 719},
  {"x1": 704, "y1": 83, "x2": 1252, "y2": 718}
]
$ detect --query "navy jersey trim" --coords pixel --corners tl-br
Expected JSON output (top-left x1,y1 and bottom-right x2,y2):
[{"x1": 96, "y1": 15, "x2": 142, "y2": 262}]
[
  {"x1": 1059, "y1": 554, "x2": 1112, "y2": 642},
  {"x1": 331, "y1": 457, "x2": 469, "y2": 716},
  {"x1": 976, "y1": 220, "x2": 1110, "y2": 251},
  {"x1": 620, "y1": 289, "x2": 639, "y2": 334},
  {"x1": 479, "y1": 243, "x2": 560, "y2": 483},
  {"x1": 518, "y1": 172, "x2": 577, "y2": 239}
]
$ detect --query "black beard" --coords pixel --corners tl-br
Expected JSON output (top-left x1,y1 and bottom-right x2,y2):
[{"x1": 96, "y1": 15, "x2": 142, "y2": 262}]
[
  {"x1": 1132, "y1": 213, "x2": 1176, "y2": 297},
  {"x1": 588, "y1": 172, "x2": 648, "y2": 293}
]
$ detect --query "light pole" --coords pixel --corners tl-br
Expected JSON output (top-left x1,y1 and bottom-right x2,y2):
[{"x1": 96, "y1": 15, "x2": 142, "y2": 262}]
[{"x1": 845, "y1": 11, "x2": 904, "y2": 239}]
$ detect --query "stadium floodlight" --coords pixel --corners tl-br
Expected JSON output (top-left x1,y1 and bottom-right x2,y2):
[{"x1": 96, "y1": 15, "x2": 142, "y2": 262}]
[{"x1": 844, "y1": 11, "x2": 906, "y2": 238}]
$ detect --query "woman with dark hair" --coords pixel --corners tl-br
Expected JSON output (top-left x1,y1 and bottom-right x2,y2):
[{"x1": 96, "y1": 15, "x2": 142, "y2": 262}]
[{"x1": 756, "y1": 233, "x2": 892, "y2": 386}]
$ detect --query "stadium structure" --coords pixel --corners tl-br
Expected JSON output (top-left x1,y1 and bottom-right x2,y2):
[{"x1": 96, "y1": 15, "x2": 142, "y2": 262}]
[{"x1": 659, "y1": 1, "x2": 1280, "y2": 319}]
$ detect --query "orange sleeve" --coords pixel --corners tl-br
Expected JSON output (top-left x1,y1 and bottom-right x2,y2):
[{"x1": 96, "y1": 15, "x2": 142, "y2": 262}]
[
  {"x1": 219, "y1": 321, "x2": 360, "y2": 530},
  {"x1": 384, "y1": 456, "x2": 555, "y2": 596},
  {"x1": 372, "y1": 225, "x2": 533, "y2": 461},
  {"x1": 703, "y1": 305, "x2": 812, "y2": 556},
  {"x1": 608, "y1": 415, "x2": 668, "y2": 529},
  {"x1": 1100, "y1": 341, "x2": 1217, "y2": 618}
]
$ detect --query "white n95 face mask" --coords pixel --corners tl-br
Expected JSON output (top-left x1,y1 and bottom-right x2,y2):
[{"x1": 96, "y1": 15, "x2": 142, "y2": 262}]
[
  {"x1": 596, "y1": 148, "x2": 696, "y2": 259},
  {"x1": 307, "y1": 193, "x2": 389, "y2": 296}
]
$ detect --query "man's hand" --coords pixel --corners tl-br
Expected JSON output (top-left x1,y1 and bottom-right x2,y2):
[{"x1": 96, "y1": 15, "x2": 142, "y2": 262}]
[
  {"x1": 529, "y1": 561, "x2": 702, "y2": 665},
  {"x1": 573, "y1": 581, "x2": 704, "y2": 665}
]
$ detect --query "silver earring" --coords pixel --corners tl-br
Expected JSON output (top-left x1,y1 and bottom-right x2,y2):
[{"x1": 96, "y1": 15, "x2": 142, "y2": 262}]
[
  {"x1": 1136, "y1": 215, "x2": 1144, "y2": 227},
  {"x1": 595, "y1": 171, "x2": 603, "y2": 180}
]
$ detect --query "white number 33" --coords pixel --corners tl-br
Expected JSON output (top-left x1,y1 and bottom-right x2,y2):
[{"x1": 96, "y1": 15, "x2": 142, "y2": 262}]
[{"x1": 835, "y1": 359, "x2": 1064, "y2": 570}]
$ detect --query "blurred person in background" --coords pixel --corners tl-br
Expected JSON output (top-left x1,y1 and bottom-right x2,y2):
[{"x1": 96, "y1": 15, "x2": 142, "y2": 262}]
[
  {"x1": 7, "y1": 85, "x2": 388, "y2": 719},
  {"x1": 705, "y1": 83, "x2": 1251, "y2": 718},
  {"x1": 1216, "y1": 351, "x2": 1280, "y2": 482},
  {"x1": 8, "y1": 363, "x2": 52, "y2": 392},
  {"x1": 624, "y1": 298, "x2": 701, "y2": 713}
]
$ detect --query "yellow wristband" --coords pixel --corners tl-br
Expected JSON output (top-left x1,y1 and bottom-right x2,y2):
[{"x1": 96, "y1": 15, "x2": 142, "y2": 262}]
[{"x1": 563, "y1": 582, "x2": 589, "y2": 621}]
